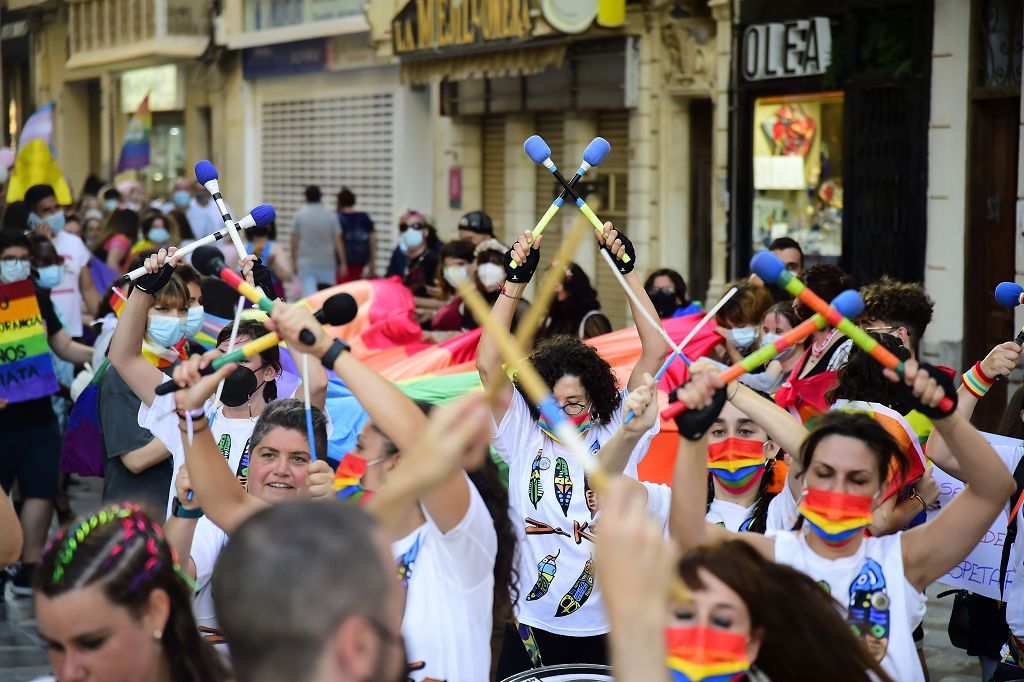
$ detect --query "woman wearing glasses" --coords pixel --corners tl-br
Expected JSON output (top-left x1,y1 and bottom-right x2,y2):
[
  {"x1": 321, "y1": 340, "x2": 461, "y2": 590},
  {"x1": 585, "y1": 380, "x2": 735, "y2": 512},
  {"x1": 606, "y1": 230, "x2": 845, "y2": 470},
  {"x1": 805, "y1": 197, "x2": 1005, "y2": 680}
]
[{"x1": 478, "y1": 225, "x2": 668, "y2": 678}]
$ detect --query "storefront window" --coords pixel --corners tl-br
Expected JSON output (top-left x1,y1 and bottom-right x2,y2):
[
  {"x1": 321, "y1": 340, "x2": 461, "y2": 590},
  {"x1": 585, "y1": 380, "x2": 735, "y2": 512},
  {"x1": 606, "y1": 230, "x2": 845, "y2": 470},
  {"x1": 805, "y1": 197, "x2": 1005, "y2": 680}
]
[{"x1": 751, "y1": 91, "x2": 843, "y2": 264}]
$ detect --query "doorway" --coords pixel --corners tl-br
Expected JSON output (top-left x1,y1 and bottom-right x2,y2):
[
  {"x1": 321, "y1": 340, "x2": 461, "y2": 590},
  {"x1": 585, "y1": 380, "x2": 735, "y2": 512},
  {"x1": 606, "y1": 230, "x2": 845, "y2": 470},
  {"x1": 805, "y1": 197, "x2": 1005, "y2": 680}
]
[{"x1": 688, "y1": 98, "x2": 712, "y2": 303}]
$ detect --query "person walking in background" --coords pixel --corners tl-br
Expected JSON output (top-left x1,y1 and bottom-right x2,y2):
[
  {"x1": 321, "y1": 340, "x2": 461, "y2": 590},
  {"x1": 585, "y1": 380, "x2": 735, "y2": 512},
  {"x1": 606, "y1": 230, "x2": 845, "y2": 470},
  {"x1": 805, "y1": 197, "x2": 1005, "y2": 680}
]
[
  {"x1": 188, "y1": 181, "x2": 223, "y2": 240},
  {"x1": 335, "y1": 186, "x2": 376, "y2": 282},
  {"x1": 292, "y1": 185, "x2": 347, "y2": 297}
]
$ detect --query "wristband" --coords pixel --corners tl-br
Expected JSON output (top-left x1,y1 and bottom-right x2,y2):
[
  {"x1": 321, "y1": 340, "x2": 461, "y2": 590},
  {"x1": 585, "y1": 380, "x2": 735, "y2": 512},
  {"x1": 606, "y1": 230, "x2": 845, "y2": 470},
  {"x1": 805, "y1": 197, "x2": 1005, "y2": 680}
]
[
  {"x1": 320, "y1": 338, "x2": 350, "y2": 370},
  {"x1": 909, "y1": 491, "x2": 928, "y2": 514},
  {"x1": 172, "y1": 497, "x2": 204, "y2": 519},
  {"x1": 501, "y1": 284, "x2": 523, "y2": 301},
  {"x1": 962, "y1": 361, "x2": 994, "y2": 399}
]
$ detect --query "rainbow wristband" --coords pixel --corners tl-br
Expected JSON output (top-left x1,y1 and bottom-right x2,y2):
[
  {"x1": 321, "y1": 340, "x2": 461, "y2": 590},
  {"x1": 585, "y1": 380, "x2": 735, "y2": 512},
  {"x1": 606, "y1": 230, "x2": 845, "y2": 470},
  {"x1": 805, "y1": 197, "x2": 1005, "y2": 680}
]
[{"x1": 962, "y1": 362, "x2": 994, "y2": 399}]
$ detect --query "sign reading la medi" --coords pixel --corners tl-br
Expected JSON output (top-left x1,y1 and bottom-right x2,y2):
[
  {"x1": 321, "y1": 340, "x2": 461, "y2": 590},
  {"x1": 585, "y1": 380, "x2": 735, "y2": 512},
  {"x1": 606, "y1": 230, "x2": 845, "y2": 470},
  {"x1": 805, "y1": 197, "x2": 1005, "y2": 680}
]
[{"x1": 393, "y1": 0, "x2": 534, "y2": 56}]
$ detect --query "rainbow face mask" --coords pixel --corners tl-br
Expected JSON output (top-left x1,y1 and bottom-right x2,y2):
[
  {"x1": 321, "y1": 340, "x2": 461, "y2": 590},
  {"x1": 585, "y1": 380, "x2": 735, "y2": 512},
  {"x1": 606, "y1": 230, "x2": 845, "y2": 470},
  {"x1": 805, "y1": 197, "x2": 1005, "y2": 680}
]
[
  {"x1": 334, "y1": 454, "x2": 374, "y2": 505},
  {"x1": 666, "y1": 625, "x2": 750, "y2": 682},
  {"x1": 798, "y1": 488, "x2": 874, "y2": 546},
  {"x1": 537, "y1": 410, "x2": 591, "y2": 443},
  {"x1": 707, "y1": 438, "x2": 766, "y2": 495}
]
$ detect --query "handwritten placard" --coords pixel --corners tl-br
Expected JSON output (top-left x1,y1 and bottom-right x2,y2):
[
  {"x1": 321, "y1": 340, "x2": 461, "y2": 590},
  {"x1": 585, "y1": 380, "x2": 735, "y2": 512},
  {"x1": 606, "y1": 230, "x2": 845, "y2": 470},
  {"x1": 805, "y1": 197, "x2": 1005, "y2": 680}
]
[
  {"x1": 928, "y1": 433, "x2": 1022, "y2": 599},
  {"x1": 0, "y1": 279, "x2": 58, "y2": 404}
]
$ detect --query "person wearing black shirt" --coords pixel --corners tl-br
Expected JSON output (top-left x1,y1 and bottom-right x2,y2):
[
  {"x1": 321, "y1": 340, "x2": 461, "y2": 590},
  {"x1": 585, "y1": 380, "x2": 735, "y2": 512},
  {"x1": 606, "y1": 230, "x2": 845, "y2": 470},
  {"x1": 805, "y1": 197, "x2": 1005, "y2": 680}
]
[{"x1": 336, "y1": 186, "x2": 376, "y2": 281}]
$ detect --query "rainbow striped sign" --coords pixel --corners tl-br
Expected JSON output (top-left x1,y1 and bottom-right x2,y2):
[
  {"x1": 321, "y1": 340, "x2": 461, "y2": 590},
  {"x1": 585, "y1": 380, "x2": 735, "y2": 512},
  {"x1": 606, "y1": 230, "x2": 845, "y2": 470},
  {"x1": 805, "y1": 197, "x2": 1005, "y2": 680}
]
[{"x1": 0, "y1": 279, "x2": 58, "y2": 403}]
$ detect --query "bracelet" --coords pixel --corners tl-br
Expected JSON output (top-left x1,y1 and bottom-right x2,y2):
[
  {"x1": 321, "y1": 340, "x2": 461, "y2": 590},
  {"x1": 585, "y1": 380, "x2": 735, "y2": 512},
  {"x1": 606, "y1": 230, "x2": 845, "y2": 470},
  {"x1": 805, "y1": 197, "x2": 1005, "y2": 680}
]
[
  {"x1": 172, "y1": 497, "x2": 204, "y2": 519},
  {"x1": 320, "y1": 338, "x2": 350, "y2": 370},
  {"x1": 909, "y1": 492, "x2": 928, "y2": 514},
  {"x1": 726, "y1": 382, "x2": 739, "y2": 401},
  {"x1": 962, "y1": 361, "x2": 994, "y2": 399},
  {"x1": 501, "y1": 284, "x2": 523, "y2": 300}
]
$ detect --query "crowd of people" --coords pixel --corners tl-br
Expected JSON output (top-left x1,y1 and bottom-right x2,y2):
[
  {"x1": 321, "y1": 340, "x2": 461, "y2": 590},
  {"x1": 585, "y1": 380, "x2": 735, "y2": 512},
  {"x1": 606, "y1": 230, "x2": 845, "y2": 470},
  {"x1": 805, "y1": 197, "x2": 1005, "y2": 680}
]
[{"x1": 2, "y1": 174, "x2": 1024, "y2": 682}]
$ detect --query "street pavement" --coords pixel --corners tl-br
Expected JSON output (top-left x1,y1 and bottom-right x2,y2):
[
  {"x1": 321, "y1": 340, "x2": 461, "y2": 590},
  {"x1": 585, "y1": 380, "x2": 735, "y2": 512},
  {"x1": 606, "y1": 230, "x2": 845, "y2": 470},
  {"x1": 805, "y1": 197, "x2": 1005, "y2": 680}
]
[{"x1": 0, "y1": 477, "x2": 987, "y2": 681}]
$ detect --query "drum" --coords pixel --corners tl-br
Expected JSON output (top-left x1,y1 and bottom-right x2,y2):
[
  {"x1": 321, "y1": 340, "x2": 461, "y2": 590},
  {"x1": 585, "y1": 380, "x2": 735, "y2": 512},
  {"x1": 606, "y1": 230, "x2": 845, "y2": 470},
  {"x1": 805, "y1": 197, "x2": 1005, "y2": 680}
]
[{"x1": 499, "y1": 663, "x2": 614, "y2": 682}]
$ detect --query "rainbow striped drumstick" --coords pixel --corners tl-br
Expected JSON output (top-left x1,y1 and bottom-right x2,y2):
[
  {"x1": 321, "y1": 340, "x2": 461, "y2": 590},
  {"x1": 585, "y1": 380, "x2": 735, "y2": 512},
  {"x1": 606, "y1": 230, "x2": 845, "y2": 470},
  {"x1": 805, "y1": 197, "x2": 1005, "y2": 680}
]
[
  {"x1": 750, "y1": 251, "x2": 953, "y2": 412},
  {"x1": 660, "y1": 291, "x2": 863, "y2": 421},
  {"x1": 156, "y1": 329, "x2": 283, "y2": 397},
  {"x1": 524, "y1": 135, "x2": 631, "y2": 265}
]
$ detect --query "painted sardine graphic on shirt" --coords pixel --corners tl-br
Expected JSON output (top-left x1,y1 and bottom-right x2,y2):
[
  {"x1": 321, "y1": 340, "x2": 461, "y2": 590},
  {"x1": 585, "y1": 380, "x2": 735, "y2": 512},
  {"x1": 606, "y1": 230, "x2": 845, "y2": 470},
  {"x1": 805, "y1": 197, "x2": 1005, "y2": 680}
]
[
  {"x1": 847, "y1": 558, "x2": 890, "y2": 662},
  {"x1": 529, "y1": 449, "x2": 547, "y2": 509},
  {"x1": 555, "y1": 555, "x2": 595, "y2": 617},
  {"x1": 526, "y1": 550, "x2": 560, "y2": 601},
  {"x1": 553, "y1": 457, "x2": 573, "y2": 516}
]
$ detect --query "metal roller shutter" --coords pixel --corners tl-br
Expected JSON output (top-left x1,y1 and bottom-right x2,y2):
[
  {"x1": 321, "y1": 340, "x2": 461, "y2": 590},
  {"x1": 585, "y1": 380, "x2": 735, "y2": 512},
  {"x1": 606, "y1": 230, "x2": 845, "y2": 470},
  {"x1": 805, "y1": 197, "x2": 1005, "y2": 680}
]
[
  {"x1": 260, "y1": 93, "x2": 395, "y2": 274},
  {"x1": 534, "y1": 113, "x2": 565, "y2": 285},
  {"x1": 593, "y1": 110, "x2": 629, "y2": 329},
  {"x1": 481, "y1": 115, "x2": 506, "y2": 240}
]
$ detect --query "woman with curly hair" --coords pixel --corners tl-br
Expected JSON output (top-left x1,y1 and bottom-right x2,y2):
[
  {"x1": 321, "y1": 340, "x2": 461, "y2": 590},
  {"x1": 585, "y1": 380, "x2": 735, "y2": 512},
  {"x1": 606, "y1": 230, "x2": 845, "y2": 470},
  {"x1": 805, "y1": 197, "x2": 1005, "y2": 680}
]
[
  {"x1": 479, "y1": 225, "x2": 668, "y2": 677},
  {"x1": 32, "y1": 503, "x2": 229, "y2": 682}
]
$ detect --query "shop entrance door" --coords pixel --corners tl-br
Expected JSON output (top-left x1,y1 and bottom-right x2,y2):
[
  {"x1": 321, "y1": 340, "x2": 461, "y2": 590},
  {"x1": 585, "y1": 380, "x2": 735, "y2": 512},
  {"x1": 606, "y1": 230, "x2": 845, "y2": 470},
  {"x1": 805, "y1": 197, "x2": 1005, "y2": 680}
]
[
  {"x1": 688, "y1": 99, "x2": 712, "y2": 304},
  {"x1": 963, "y1": 96, "x2": 1019, "y2": 431}
]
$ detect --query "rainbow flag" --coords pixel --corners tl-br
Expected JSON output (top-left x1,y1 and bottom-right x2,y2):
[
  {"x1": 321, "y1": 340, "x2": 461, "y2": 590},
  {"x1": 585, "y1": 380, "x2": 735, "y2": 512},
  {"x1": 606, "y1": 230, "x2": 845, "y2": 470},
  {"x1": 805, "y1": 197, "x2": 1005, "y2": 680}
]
[
  {"x1": 116, "y1": 95, "x2": 151, "y2": 173},
  {"x1": 61, "y1": 358, "x2": 110, "y2": 478},
  {"x1": 830, "y1": 399, "x2": 926, "y2": 501},
  {"x1": 0, "y1": 279, "x2": 59, "y2": 403},
  {"x1": 665, "y1": 626, "x2": 750, "y2": 682},
  {"x1": 5, "y1": 102, "x2": 72, "y2": 204}
]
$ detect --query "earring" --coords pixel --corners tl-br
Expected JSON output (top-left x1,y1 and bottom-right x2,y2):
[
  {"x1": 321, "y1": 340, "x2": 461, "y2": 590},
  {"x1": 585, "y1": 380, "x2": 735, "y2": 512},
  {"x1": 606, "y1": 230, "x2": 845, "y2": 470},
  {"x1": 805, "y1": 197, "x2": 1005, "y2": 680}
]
[{"x1": 153, "y1": 630, "x2": 163, "y2": 641}]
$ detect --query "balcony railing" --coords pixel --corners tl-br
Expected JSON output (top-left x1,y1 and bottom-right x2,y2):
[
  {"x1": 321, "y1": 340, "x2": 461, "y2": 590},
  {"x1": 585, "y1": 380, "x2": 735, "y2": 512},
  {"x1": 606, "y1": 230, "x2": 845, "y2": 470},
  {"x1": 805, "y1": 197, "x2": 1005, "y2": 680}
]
[{"x1": 66, "y1": 0, "x2": 210, "y2": 69}]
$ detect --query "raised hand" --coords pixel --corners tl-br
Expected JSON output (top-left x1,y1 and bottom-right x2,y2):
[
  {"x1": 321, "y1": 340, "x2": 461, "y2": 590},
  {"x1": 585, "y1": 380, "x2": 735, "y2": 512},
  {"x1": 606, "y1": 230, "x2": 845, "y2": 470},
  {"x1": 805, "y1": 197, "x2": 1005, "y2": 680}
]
[
  {"x1": 170, "y1": 351, "x2": 237, "y2": 412},
  {"x1": 594, "y1": 222, "x2": 635, "y2": 274},
  {"x1": 266, "y1": 301, "x2": 332, "y2": 357},
  {"x1": 623, "y1": 373, "x2": 658, "y2": 434},
  {"x1": 504, "y1": 230, "x2": 542, "y2": 284},
  {"x1": 306, "y1": 459, "x2": 335, "y2": 500}
]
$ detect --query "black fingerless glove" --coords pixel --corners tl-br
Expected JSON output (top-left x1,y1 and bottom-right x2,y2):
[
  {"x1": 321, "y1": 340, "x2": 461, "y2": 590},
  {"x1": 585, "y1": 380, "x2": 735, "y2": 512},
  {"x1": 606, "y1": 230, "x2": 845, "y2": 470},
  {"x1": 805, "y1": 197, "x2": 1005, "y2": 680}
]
[
  {"x1": 603, "y1": 230, "x2": 636, "y2": 275},
  {"x1": 134, "y1": 263, "x2": 175, "y2": 295},
  {"x1": 505, "y1": 245, "x2": 540, "y2": 284},
  {"x1": 897, "y1": 363, "x2": 958, "y2": 419},
  {"x1": 251, "y1": 257, "x2": 276, "y2": 299},
  {"x1": 670, "y1": 382, "x2": 728, "y2": 441}
]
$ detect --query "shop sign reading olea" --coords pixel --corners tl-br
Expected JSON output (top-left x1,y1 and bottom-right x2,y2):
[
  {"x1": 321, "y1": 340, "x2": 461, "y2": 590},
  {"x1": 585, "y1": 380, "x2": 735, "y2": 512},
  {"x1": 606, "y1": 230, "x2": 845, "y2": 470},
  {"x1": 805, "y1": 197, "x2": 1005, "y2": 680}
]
[
  {"x1": 392, "y1": 0, "x2": 535, "y2": 55},
  {"x1": 742, "y1": 17, "x2": 831, "y2": 81}
]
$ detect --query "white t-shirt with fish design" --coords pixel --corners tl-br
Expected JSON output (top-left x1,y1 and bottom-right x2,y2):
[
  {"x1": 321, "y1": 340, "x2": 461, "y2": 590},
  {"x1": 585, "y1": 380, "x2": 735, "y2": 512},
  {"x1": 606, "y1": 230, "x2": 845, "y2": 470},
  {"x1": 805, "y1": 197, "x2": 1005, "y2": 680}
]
[
  {"x1": 492, "y1": 388, "x2": 659, "y2": 637},
  {"x1": 769, "y1": 529, "x2": 926, "y2": 682}
]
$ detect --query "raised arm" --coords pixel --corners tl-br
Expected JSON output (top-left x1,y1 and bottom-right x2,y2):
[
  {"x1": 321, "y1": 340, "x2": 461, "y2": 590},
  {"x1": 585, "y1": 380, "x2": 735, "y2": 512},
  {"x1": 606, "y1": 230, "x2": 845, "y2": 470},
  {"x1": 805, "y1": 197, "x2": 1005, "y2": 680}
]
[
  {"x1": 925, "y1": 341, "x2": 1021, "y2": 480},
  {"x1": 899, "y1": 360, "x2": 1017, "y2": 591},
  {"x1": 595, "y1": 223, "x2": 667, "y2": 390},
  {"x1": 269, "y1": 301, "x2": 477, "y2": 534},
  {"x1": 476, "y1": 231, "x2": 539, "y2": 422},
  {"x1": 79, "y1": 265, "x2": 100, "y2": 315},
  {"x1": 163, "y1": 464, "x2": 202, "y2": 580},
  {"x1": 668, "y1": 369, "x2": 774, "y2": 559},
  {"x1": 729, "y1": 382, "x2": 808, "y2": 457},
  {"x1": 598, "y1": 373, "x2": 657, "y2": 474},
  {"x1": 108, "y1": 248, "x2": 177, "y2": 406},
  {"x1": 171, "y1": 355, "x2": 265, "y2": 535}
]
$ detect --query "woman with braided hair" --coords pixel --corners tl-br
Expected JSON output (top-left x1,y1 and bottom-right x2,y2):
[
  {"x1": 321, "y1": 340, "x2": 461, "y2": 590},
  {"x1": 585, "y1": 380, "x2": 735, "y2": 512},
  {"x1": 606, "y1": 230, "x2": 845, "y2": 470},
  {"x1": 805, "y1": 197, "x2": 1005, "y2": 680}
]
[{"x1": 32, "y1": 503, "x2": 229, "y2": 682}]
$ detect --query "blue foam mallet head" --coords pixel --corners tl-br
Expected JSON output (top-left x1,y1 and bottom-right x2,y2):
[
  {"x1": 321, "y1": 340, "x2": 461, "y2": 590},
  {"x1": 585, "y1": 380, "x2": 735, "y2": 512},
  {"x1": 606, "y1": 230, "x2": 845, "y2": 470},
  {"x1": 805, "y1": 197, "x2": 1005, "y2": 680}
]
[
  {"x1": 195, "y1": 160, "x2": 218, "y2": 185},
  {"x1": 750, "y1": 251, "x2": 785, "y2": 284},
  {"x1": 995, "y1": 281, "x2": 1024, "y2": 307},
  {"x1": 582, "y1": 137, "x2": 611, "y2": 167},
  {"x1": 831, "y1": 290, "x2": 864, "y2": 319},
  {"x1": 251, "y1": 204, "x2": 276, "y2": 226},
  {"x1": 524, "y1": 135, "x2": 551, "y2": 164}
]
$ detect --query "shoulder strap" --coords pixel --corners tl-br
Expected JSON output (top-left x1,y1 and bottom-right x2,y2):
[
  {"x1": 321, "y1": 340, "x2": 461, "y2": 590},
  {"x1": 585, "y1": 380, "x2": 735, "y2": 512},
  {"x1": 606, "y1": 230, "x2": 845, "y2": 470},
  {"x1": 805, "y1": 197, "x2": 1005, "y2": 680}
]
[
  {"x1": 1000, "y1": 449, "x2": 1024, "y2": 598},
  {"x1": 577, "y1": 310, "x2": 601, "y2": 338}
]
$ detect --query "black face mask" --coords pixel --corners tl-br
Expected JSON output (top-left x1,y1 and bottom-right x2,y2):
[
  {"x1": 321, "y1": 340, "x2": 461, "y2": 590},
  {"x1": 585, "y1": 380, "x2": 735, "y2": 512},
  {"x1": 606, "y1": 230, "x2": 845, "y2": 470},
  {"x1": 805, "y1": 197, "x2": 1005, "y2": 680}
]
[
  {"x1": 220, "y1": 365, "x2": 265, "y2": 407},
  {"x1": 649, "y1": 290, "x2": 679, "y2": 319}
]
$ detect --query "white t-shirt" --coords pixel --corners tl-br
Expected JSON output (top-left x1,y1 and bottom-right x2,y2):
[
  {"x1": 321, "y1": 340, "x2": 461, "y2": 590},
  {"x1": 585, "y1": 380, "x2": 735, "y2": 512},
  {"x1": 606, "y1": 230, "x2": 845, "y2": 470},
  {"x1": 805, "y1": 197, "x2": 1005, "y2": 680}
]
[
  {"x1": 188, "y1": 199, "x2": 225, "y2": 240},
  {"x1": 770, "y1": 530, "x2": 927, "y2": 682},
  {"x1": 392, "y1": 476, "x2": 496, "y2": 682},
  {"x1": 707, "y1": 498, "x2": 757, "y2": 532},
  {"x1": 492, "y1": 388, "x2": 659, "y2": 637},
  {"x1": 190, "y1": 516, "x2": 229, "y2": 635},
  {"x1": 984, "y1": 436, "x2": 1024, "y2": 637},
  {"x1": 51, "y1": 231, "x2": 92, "y2": 337},
  {"x1": 765, "y1": 478, "x2": 801, "y2": 532},
  {"x1": 643, "y1": 481, "x2": 672, "y2": 535}
]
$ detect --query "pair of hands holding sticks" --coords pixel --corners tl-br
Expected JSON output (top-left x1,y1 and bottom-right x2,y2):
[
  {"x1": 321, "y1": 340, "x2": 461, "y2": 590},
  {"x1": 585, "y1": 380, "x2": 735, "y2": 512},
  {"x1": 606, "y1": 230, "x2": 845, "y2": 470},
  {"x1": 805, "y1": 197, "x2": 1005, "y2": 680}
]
[{"x1": 504, "y1": 221, "x2": 636, "y2": 283}]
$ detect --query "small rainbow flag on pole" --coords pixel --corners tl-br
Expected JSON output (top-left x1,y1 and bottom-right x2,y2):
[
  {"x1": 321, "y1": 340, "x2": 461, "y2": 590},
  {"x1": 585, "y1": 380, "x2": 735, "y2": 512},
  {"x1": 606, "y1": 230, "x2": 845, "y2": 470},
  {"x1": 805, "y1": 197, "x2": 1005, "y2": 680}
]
[
  {"x1": 116, "y1": 94, "x2": 151, "y2": 173},
  {"x1": 0, "y1": 279, "x2": 59, "y2": 403}
]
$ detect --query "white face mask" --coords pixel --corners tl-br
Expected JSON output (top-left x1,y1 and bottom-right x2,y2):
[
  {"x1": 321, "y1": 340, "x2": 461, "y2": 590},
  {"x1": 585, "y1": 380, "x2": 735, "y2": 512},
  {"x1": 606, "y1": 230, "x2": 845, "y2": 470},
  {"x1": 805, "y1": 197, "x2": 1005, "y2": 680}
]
[
  {"x1": 443, "y1": 264, "x2": 469, "y2": 288},
  {"x1": 476, "y1": 262, "x2": 505, "y2": 289},
  {"x1": 729, "y1": 326, "x2": 758, "y2": 352},
  {"x1": 759, "y1": 332, "x2": 795, "y2": 361}
]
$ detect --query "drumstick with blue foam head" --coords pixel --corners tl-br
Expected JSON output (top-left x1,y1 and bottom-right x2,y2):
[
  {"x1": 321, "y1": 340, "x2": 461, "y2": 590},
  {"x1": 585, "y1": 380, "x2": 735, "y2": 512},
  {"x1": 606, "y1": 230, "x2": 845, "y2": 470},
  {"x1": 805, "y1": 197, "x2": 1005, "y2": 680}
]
[
  {"x1": 195, "y1": 160, "x2": 248, "y2": 262},
  {"x1": 511, "y1": 137, "x2": 610, "y2": 271},
  {"x1": 995, "y1": 282, "x2": 1024, "y2": 345},
  {"x1": 523, "y1": 135, "x2": 631, "y2": 266}
]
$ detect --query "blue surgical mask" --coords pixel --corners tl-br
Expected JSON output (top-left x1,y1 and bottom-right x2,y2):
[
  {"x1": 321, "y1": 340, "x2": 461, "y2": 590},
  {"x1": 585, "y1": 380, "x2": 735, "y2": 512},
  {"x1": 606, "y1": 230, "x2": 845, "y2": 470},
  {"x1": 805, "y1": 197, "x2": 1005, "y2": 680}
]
[
  {"x1": 103, "y1": 199, "x2": 119, "y2": 212},
  {"x1": 148, "y1": 227, "x2": 171, "y2": 244},
  {"x1": 147, "y1": 314, "x2": 185, "y2": 348},
  {"x1": 35, "y1": 264, "x2": 64, "y2": 290},
  {"x1": 173, "y1": 190, "x2": 191, "y2": 208},
  {"x1": 0, "y1": 259, "x2": 31, "y2": 283},
  {"x1": 28, "y1": 212, "x2": 65, "y2": 234},
  {"x1": 729, "y1": 326, "x2": 758, "y2": 352},
  {"x1": 400, "y1": 228, "x2": 424, "y2": 252},
  {"x1": 759, "y1": 332, "x2": 795, "y2": 361},
  {"x1": 183, "y1": 305, "x2": 204, "y2": 338}
]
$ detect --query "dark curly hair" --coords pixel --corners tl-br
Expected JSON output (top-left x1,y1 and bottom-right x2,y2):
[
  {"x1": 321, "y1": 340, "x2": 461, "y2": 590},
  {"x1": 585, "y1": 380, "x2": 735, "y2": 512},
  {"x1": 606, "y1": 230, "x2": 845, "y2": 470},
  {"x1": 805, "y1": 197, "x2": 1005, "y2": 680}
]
[
  {"x1": 794, "y1": 264, "x2": 854, "y2": 322},
  {"x1": 825, "y1": 333, "x2": 912, "y2": 413},
  {"x1": 859, "y1": 277, "x2": 934, "y2": 355},
  {"x1": 515, "y1": 334, "x2": 622, "y2": 424}
]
